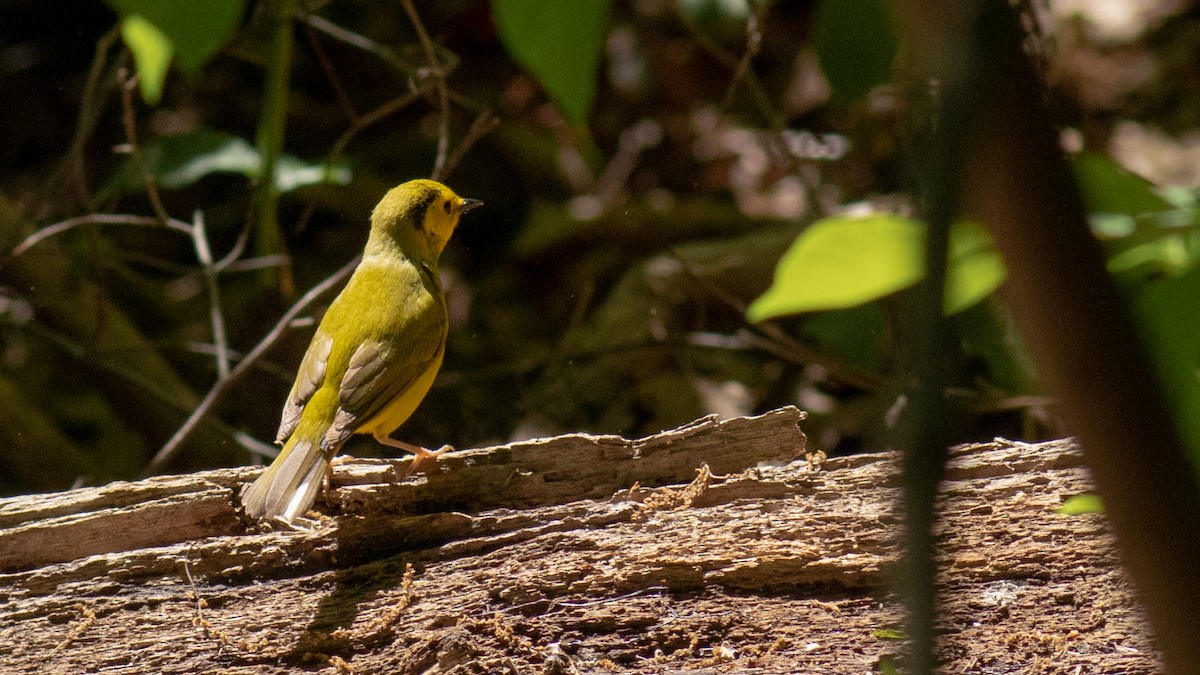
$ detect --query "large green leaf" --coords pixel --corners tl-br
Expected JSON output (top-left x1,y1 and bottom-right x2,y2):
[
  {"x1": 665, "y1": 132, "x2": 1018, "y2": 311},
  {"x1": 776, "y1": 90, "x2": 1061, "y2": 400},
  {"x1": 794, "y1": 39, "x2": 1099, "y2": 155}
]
[
  {"x1": 1132, "y1": 265, "x2": 1200, "y2": 465},
  {"x1": 802, "y1": 304, "x2": 885, "y2": 371},
  {"x1": 1058, "y1": 494, "x2": 1104, "y2": 515},
  {"x1": 813, "y1": 0, "x2": 897, "y2": 102},
  {"x1": 746, "y1": 214, "x2": 1005, "y2": 321},
  {"x1": 946, "y1": 220, "x2": 1007, "y2": 314},
  {"x1": 108, "y1": 0, "x2": 243, "y2": 103},
  {"x1": 492, "y1": 0, "x2": 610, "y2": 126},
  {"x1": 1071, "y1": 152, "x2": 1172, "y2": 216},
  {"x1": 120, "y1": 15, "x2": 173, "y2": 105},
  {"x1": 108, "y1": 128, "x2": 350, "y2": 193}
]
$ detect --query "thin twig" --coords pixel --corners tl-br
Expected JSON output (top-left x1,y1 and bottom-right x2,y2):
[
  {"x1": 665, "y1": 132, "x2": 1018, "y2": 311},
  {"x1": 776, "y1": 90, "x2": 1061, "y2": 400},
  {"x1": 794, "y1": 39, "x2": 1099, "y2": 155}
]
[
  {"x1": 20, "y1": 318, "x2": 276, "y2": 460},
  {"x1": 66, "y1": 26, "x2": 120, "y2": 210},
  {"x1": 735, "y1": 327, "x2": 881, "y2": 391},
  {"x1": 304, "y1": 21, "x2": 359, "y2": 123},
  {"x1": 329, "y1": 89, "x2": 425, "y2": 162},
  {"x1": 177, "y1": 341, "x2": 295, "y2": 383},
  {"x1": 721, "y1": 0, "x2": 764, "y2": 114},
  {"x1": 219, "y1": 254, "x2": 291, "y2": 273},
  {"x1": 669, "y1": 252, "x2": 884, "y2": 391},
  {"x1": 144, "y1": 254, "x2": 362, "y2": 476},
  {"x1": 673, "y1": 2, "x2": 783, "y2": 129},
  {"x1": 190, "y1": 211, "x2": 231, "y2": 380},
  {"x1": 591, "y1": 119, "x2": 662, "y2": 210},
  {"x1": 116, "y1": 68, "x2": 172, "y2": 227},
  {"x1": 3, "y1": 214, "x2": 192, "y2": 266},
  {"x1": 213, "y1": 219, "x2": 253, "y2": 273},
  {"x1": 436, "y1": 110, "x2": 499, "y2": 182},
  {"x1": 182, "y1": 552, "x2": 206, "y2": 627},
  {"x1": 215, "y1": 188, "x2": 263, "y2": 275},
  {"x1": 401, "y1": 0, "x2": 450, "y2": 178},
  {"x1": 304, "y1": 13, "x2": 423, "y2": 75}
]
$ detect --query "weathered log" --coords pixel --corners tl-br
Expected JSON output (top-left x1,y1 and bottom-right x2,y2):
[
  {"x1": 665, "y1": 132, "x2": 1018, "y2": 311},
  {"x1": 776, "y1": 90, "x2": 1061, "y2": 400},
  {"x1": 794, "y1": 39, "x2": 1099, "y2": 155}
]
[{"x1": 0, "y1": 407, "x2": 1158, "y2": 673}]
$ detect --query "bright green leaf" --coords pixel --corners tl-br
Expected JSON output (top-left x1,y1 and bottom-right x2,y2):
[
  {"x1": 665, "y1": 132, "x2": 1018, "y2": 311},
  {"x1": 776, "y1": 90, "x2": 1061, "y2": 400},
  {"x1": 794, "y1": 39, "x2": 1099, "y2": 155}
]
[
  {"x1": 945, "y1": 221, "x2": 1007, "y2": 314},
  {"x1": 1058, "y1": 494, "x2": 1104, "y2": 515},
  {"x1": 121, "y1": 15, "x2": 173, "y2": 105},
  {"x1": 1071, "y1": 153, "x2": 1172, "y2": 216},
  {"x1": 273, "y1": 155, "x2": 351, "y2": 193},
  {"x1": 872, "y1": 628, "x2": 907, "y2": 640},
  {"x1": 111, "y1": 128, "x2": 350, "y2": 194},
  {"x1": 814, "y1": 0, "x2": 896, "y2": 102},
  {"x1": 1108, "y1": 235, "x2": 1193, "y2": 276},
  {"x1": 492, "y1": 0, "x2": 610, "y2": 125},
  {"x1": 747, "y1": 214, "x2": 924, "y2": 320},
  {"x1": 878, "y1": 657, "x2": 902, "y2": 675},
  {"x1": 151, "y1": 129, "x2": 259, "y2": 187},
  {"x1": 1089, "y1": 212, "x2": 1137, "y2": 239},
  {"x1": 746, "y1": 215, "x2": 1006, "y2": 321},
  {"x1": 107, "y1": 0, "x2": 243, "y2": 72}
]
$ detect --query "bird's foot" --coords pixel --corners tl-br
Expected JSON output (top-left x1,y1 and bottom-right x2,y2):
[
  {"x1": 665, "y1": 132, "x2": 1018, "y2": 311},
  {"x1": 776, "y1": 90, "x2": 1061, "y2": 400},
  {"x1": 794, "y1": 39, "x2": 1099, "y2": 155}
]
[{"x1": 404, "y1": 444, "x2": 454, "y2": 477}]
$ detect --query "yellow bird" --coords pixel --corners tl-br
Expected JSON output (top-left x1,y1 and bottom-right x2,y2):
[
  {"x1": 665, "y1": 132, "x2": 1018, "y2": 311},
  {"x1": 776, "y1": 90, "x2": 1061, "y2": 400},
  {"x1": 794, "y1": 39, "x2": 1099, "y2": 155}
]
[{"x1": 242, "y1": 179, "x2": 481, "y2": 523}]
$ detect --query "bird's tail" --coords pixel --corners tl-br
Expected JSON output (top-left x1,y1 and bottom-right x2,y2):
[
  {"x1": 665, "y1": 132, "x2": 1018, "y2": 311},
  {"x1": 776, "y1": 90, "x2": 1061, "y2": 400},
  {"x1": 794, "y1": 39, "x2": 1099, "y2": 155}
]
[{"x1": 241, "y1": 432, "x2": 328, "y2": 523}]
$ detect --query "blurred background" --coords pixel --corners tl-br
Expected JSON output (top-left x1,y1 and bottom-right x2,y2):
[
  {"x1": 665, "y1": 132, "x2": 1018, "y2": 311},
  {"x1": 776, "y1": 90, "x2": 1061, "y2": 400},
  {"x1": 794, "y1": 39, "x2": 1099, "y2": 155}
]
[{"x1": 1, "y1": 0, "x2": 1198, "y2": 495}]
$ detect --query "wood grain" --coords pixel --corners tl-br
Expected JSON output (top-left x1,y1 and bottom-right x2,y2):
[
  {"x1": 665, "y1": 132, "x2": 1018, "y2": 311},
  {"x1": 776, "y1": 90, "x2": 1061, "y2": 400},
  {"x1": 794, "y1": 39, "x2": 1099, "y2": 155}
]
[{"x1": 0, "y1": 408, "x2": 1159, "y2": 673}]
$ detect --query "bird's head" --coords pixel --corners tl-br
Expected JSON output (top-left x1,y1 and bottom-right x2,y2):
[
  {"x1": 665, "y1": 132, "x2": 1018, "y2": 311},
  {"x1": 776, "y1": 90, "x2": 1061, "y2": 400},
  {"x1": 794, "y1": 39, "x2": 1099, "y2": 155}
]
[{"x1": 369, "y1": 179, "x2": 482, "y2": 261}]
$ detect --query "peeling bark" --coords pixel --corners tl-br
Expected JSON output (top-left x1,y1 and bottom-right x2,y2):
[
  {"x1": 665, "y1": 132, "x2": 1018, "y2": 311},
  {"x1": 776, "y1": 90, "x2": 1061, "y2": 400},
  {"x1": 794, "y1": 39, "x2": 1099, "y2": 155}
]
[{"x1": 0, "y1": 407, "x2": 1158, "y2": 673}]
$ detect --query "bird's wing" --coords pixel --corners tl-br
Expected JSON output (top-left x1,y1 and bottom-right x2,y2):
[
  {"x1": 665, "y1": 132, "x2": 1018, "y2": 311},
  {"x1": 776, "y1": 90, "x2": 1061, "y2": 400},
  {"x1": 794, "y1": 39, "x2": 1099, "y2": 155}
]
[
  {"x1": 275, "y1": 330, "x2": 334, "y2": 443},
  {"x1": 322, "y1": 300, "x2": 446, "y2": 448}
]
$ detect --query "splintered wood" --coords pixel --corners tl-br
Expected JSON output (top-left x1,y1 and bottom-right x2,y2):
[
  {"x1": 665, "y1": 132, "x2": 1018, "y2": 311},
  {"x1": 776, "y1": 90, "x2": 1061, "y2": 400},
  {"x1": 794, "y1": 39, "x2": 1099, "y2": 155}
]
[{"x1": 0, "y1": 408, "x2": 1159, "y2": 673}]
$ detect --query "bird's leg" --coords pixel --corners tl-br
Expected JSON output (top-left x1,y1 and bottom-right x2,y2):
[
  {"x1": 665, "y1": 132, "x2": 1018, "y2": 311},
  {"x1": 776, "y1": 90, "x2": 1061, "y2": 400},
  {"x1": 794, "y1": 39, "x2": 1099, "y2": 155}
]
[
  {"x1": 372, "y1": 432, "x2": 454, "y2": 476},
  {"x1": 318, "y1": 458, "x2": 338, "y2": 508}
]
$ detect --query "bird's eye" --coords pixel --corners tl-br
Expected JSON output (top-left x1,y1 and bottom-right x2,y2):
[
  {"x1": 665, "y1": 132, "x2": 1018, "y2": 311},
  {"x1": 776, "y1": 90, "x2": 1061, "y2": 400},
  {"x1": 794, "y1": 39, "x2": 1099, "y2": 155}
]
[{"x1": 442, "y1": 200, "x2": 452, "y2": 214}]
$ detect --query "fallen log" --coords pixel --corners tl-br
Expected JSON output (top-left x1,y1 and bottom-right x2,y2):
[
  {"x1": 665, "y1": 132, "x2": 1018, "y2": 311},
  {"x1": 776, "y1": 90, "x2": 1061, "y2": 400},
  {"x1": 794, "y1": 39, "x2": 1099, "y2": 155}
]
[{"x1": 0, "y1": 407, "x2": 1158, "y2": 672}]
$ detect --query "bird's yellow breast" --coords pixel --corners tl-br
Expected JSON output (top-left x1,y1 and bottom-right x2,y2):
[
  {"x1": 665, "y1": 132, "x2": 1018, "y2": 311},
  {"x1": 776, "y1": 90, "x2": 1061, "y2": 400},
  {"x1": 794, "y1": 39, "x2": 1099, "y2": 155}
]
[{"x1": 355, "y1": 345, "x2": 445, "y2": 436}]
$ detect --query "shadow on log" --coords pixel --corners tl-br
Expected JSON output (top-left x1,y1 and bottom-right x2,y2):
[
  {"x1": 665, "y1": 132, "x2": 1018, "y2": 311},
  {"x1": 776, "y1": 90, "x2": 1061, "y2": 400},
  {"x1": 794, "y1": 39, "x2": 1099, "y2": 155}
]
[{"x1": 0, "y1": 407, "x2": 1158, "y2": 672}]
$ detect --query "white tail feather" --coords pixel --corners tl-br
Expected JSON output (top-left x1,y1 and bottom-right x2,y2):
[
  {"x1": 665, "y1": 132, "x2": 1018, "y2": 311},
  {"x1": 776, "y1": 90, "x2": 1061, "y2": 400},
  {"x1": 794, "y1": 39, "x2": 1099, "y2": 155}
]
[
  {"x1": 242, "y1": 436, "x2": 328, "y2": 522},
  {"x1": 281, "y1": 456, "x2": 328, "y2": 522}
]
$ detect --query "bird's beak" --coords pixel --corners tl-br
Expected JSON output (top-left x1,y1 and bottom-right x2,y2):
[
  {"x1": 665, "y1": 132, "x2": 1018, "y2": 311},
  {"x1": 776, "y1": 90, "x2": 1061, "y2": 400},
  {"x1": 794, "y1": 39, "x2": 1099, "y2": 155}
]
[{"x1": 460, "y1": 198, "x2": 484, "y2": 213}]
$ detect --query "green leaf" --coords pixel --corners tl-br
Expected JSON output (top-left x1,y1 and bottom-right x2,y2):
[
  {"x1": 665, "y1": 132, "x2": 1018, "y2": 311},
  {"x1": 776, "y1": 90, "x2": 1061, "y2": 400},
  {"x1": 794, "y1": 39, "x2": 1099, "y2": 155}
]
[
  {"x1": 872, "y1": 628, "x2": 907, "y2": 640},
  {"x1": 120, "y1": 15, "x2": 173, "y2": 105},
  {"x1": 107, "y1": 0, "x2": 243, "y2": 72},
  {"x1": 1071, "y1": 153, "x2": 1172, "y2": 216},
  {"x1": 151, "y1": 129, "x2": 259, "y2": 188},
  {"x1": 1058, "y1": 494, "x2": 1104, "y2": 515},
  {"x1": 492, "y1": 0, "x2": 610, "y2": 125},
  {"x1": 1108, "y1": 235, "x2": 1193, "y2": 276},
  {"x1": 110, "y1": 128, "x2": 350, "y2": 193},
  {"x1": 120, "y1": 14, "x2": 174, "y2": 105},
  {"x1": 748, "y1": 214, "x2": 923, "y2": 319},
  {"x1": 814, "y1": 0, "x2": 897, "y2": 102},
  {"x1": 946, "y1": 221, "x2": 1007, "y2": 314},
  {"x1": 679, "y1": 0, "x2": 749, "y2": 25},
  {"x1": 957, "y1": 301, "x2": 1037, "y2": 396},
  {"x1": 802, "y1": 304, "x2": 885, "y2": 371},
  {"x1": 1132, "y1": 266, "x2": 1200, "y2": 467},
  {"x1": 746, "y1": 215, "x2": 1005, "y2": 321},
  {"x1": 273, "y1": 155, "x2": 351, "y2": 193}
]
